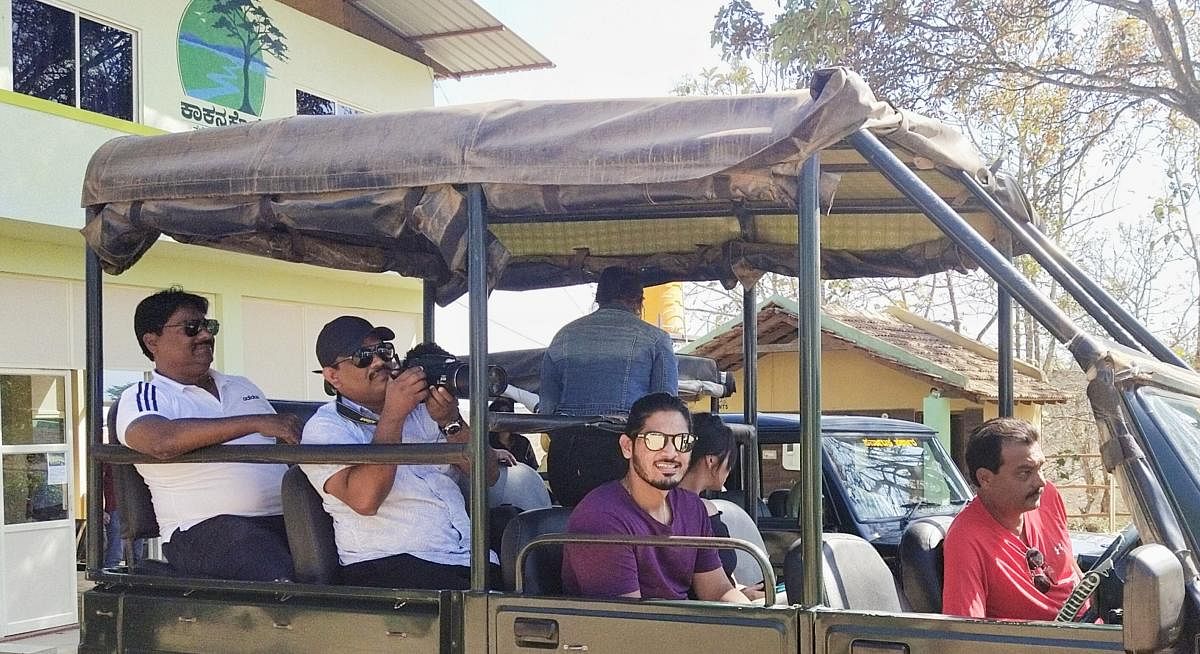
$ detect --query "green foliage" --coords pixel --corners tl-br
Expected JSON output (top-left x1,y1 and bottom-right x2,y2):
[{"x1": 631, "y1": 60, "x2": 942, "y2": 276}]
[
  {"x1": 210, "y1": 0, "x2": 288, "y2": 113},
  {"x1": 105, "y1": 382, "x2": 136, "y2": 402}
]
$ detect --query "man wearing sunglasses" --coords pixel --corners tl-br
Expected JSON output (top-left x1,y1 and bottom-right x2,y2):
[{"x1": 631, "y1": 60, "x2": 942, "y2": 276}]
[
  {"x1": 301, "y1": 316, "x2": 548, "y2": 589},
  {"x1": 561, "y1": 393, "x2": 749, "y2": 603},
  {"x1": 114, "y1": 289, "x2": 302, "y2": 581},
  {"x1": 942, "y1": 418, "x2": 1085, "y2": 620}
]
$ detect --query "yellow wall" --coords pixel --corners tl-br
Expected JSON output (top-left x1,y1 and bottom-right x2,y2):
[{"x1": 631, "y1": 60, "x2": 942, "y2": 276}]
[
  {"x1": 712, "y1": 349, "x2": 1043, "y2": 426},
  {"x1": 0, "y1": 220, "x2": 421, "y2": 395},
  {"x1": 643, "y1": 282, "x2": 685, "y2": 339}
]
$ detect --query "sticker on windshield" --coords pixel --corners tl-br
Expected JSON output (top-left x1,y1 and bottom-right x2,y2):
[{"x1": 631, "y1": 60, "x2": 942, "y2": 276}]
[{"x1": 861, "y1": 438, "x2": 918, "y2": 447}]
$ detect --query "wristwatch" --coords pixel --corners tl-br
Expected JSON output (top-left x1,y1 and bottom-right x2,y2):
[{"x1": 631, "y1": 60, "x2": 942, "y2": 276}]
[{"x1": 441, "y1": 420, "x2": 465, "y2": 437}]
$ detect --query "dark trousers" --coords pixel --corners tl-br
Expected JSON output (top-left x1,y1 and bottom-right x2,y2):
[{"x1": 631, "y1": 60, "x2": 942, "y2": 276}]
[
  {"x1": 163, "y1": 514, "x2": 294, "y2": 581},
  {"x1": 546, "y1": 426, "x2": 627, "y2": 507},
  {"x1": 339, "y1": 554, "x2": 502, "y2": 590}
]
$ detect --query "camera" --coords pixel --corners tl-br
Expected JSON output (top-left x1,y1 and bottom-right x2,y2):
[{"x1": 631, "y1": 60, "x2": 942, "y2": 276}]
[{"x1": 401, "y1": 353, "x2": 507, "y2": 399}]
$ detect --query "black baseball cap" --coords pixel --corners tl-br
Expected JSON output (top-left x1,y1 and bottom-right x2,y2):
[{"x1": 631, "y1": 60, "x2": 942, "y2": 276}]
[{"x1": 314, "y1": 316, "x2": 395, "y2": 369}]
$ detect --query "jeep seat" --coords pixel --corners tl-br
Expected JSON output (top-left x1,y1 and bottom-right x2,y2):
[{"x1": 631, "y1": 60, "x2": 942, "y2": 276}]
[
  {"x1": 106, "y1": 403, "x2": 180, "y2": 576},
  {"x1": 501, "y1": 507, "x2": 571, "y2": 594},
  {"x1": 281, "y1": 465, "x2": 339, "y2": 584},
  {"x1": 784, "y1": 533, "x2": 906, "y2": 611},
  {"x1": 710, "y1": 498, "x2": 768, "y2": 586},
  {"x1": 899, "y1": 515, "x2": 952, "y2": 612}
]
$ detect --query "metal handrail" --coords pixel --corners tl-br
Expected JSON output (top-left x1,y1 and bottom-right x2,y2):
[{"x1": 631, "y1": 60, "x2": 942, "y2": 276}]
[
  {"x1": 513, "y1": 533, "x2": 778, "y2": 605},
  {"x1": 91, "y1": 443, "x2": 466, "y2": 465}
]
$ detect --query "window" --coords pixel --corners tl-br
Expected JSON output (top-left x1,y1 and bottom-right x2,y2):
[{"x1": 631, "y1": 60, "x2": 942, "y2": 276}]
[
  {"x1": 11, "y1": 0, "x2": 136, "y2": 121},
  {"x1": 0, "y1": 374, "x2": 72, "y2": 525},
  {"x1": 296, "y1": 89, "x2": 364, "y2": 116}
]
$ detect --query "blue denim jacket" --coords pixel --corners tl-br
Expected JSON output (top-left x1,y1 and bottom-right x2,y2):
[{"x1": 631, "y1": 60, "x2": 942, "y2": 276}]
[{"x1": 539, "y1": 307, "x2": 679, "y2": 416}]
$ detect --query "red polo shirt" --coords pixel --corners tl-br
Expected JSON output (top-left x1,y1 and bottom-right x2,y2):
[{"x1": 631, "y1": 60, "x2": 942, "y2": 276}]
[{"x1": 942, "y1": 482, "x2": 1082, "y2": 620}]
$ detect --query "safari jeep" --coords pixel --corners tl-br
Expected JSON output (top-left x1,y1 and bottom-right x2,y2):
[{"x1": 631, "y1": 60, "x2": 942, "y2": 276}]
[{"x1": 77, "y1": 68, "x2": 1197, "y2": 653}]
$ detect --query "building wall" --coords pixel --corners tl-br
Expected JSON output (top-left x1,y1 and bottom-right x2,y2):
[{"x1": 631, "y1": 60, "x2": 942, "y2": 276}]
[
  {"x1": 715, "y1": 349, "x2": 1043, "y2": 426},
  {"x1": 0, "y1": 0, "x2": 435, "y2": 387},
  {"x1": 0, "y1": 4, "x2": 436, "y2": 627},
  {"x1": 0, "y1": 0, "x2": 434, "y2": 231}
]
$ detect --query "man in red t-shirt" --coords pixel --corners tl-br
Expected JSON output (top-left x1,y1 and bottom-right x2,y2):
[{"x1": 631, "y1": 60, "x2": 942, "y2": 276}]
[{"x1": 943, "y1": 418, "x2": 1084, "y2": 620}]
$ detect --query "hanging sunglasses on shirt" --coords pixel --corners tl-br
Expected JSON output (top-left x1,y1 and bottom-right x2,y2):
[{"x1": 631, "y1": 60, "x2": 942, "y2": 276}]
[
  {"x1": 332, "y1": 342, "x2": 397, "y2": 368},
  {"x1": 1026, "y1": 547, "x2": 1052, "y2": 594},
  {"x1": 635, "y1": 431, "x2": 697, "y2": 453},
  {"x1": 162, "y1": 318, "x2": 220, "y2": 337}
]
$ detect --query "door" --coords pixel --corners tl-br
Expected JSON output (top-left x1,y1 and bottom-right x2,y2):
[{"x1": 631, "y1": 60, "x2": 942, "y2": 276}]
[
  {"x1": 491, "y1": 595, "x2": 800, "y2": 654},
  {"x1": 811, "y1": 608, "x2": 1122, "y2": 653},
  {"x1": 0, "y1": 371, "x2": 77, "y2": 635}
]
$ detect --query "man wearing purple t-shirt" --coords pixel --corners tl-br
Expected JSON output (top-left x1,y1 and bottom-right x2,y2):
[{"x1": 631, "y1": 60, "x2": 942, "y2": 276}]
[{"x1": 561, "y1": 393, "x2": 750, "y2": 602}]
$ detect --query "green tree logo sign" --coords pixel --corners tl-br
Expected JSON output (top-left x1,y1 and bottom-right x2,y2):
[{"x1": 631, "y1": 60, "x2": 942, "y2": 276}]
[{"x1": 177, "y1": 0, "x2": 288, "y2": 116}]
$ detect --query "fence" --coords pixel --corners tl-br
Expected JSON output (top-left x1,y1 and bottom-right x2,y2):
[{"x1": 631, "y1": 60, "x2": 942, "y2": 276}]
[{"x1": 1052, "y1": 452, "x2": 1130, "y2": 532}]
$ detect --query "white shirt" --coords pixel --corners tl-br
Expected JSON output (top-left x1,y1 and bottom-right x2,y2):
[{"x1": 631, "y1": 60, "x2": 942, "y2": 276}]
[
  {"x1": 300, "y1": 400, "x2": 488, "y2": 567},
  {"x1": 115, "y1": 370, "x2": 286, "y2": 542}
]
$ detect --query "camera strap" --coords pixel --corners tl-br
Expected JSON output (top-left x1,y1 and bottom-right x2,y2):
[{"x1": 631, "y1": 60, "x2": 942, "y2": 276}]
[{"x1": 335, "y1": 395, "x2": 379, "y2": 426}]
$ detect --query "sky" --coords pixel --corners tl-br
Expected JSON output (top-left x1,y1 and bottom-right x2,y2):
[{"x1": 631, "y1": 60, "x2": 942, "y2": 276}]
[
  {"x1": 427, "y1": 0, "x2": 767, "y2": 354},
  {"x1": 420, "y1": 0, "x2": 1186, "y2": 356}
]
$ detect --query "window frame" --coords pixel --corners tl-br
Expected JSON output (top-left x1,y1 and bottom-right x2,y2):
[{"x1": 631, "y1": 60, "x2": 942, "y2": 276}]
[
  {"x1": 295, "y1": 86, "x2": 367, "y2": 116},
  {"x1": 0, "y1": 368, "x2": 75, "y2": 527},
  {"x1": 9, "y1": 0, "x2": 141, "y2": 122}
]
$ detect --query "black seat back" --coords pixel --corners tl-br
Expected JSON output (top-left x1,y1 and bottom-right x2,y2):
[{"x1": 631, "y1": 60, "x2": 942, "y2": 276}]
[
  {"x1": 899, "y1": 515, "x2": 952, "y2": 612},
  {"x1": 501, "y1": 507, "x2": 571, "y2": 594},
  {"x1": 784, "y1": 533, "x2": 905, "y2": 611},
  {"x1": 281, "y1": 465, "x2": 339, "y2": 584},
  {"x1": 106, "y1": 401, "x2": 161, "y2": 543},
  {"x1": 269, "y1": 400, "x2": 323, "y2": 428},
  {"x1": 767, "y1": 489, "x2": 790, "y2": 517},
  {"x1": 106, "y1": 401, "x2": 181, "y2": 575}
]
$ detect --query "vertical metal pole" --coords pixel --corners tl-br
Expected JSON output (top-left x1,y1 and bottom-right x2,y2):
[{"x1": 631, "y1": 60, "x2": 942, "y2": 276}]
[
  {"x1": 798, "y1": 155, "x2": 823, "y2": 607},
  {"x1": 466, "y1": 184, "x2": 490, "y2": 591},
  {"x1": 422, "y1": 280, "x2": 436, "y2": 344},
  {"x1": 997, "y1": 280, "x2": 1014, "y2": 417},
  {"x1": 741, "y1": 285, "x2": 758, "y2": 518},
  {"x1": 85, "y1": 249, "x2": 105, "y2": 576},
  {"x1": 1107, "y1": 473, "x2": 1117, "y2": 532}
]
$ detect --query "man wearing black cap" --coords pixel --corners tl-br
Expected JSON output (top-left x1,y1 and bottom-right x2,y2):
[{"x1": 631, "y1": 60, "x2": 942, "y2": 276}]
[
  {"x1": 300, "y1": 316, "x2": 504, "y2": 589},
  {"x1": 540, "y1": 267, "x2": 680, "y2": 506}
]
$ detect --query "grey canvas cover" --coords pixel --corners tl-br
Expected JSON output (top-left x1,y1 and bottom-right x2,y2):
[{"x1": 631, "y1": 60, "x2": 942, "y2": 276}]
[{"x1": 80, "y1": 68, "x2": 1033, "y2": 303}]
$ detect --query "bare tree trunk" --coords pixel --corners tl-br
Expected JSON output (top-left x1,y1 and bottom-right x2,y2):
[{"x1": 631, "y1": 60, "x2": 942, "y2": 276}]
[{"x1": 945, "y1": 272, "x2": 961, "y2": 333}]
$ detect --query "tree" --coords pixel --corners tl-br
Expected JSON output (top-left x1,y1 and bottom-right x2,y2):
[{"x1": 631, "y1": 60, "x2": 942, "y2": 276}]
[
  {"x1": 712, "y1": 0, "x2": 1200, "y2": 128},
  {"x1": 211, "y1": 0, "x2": 288, "y2": 114},
  {"x1": 697, "y1": 0, "x2": 1200, "y2": 520}
]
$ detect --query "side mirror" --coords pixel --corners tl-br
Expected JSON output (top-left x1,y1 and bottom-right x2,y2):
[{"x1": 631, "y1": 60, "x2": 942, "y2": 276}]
[{"x1": 1123, "y1": 543, "x2": 1185, "y2": 654}]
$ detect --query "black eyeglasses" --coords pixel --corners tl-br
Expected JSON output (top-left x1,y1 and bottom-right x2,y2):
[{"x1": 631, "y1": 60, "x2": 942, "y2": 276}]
[
  {"x1": 1026, "y1": 547, "x2": 1052, "y2": 594},
  {"x1": 635, "y1": 431, "x2": 697, "y2": 453},
  {"x1": 163, "y1": 318, "x2": 220, "y2": 337},
  {"x1": 333, "y1": 342, "x2": 396, "y2": 368}
]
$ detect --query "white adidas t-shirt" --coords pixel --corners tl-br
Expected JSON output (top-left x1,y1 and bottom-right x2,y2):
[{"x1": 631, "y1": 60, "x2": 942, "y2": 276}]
[{"x1": 115, "y1": 370, "x2": 286, "y2": 542}]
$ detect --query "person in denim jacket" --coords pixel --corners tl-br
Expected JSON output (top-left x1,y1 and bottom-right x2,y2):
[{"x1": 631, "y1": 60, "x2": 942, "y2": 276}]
[{"x1": 540, "y1": 267, "x2": 679, "y2": 505}]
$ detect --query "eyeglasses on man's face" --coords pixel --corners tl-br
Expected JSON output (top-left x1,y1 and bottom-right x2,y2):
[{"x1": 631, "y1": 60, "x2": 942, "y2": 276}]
[
  {"x1": 333, "y1": 342, "x2": 396, "y2": 369},
  {"x1": 163, "y1": 318, "x2": 220, "y2": 337},
  {"x1": 634, "y1": 431, "x2": 697, "y2": 453}
]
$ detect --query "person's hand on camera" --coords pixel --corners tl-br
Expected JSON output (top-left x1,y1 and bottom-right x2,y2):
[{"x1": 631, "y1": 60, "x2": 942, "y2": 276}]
[
  {"x1": 383, "y1": 366, "x2": 428, "y2": 417},
  {"x1": 426, "y1": 385, "x2": 462, "y2": 426}
]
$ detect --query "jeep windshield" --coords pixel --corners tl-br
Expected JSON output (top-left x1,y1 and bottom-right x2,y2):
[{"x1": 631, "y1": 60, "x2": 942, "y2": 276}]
[
  {"x1": 824, "y1": 433, "x2": 970, "y2": 522},
  {"x1": 1133, "y1": 386, "x2": 1200, "y2": 550}
]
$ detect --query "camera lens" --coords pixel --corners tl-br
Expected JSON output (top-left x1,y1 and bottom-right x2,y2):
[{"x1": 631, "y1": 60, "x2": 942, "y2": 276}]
[
  {"x1": 442, "y1": 363, "x2": 507, "y2": 398},
  {"x1": 486, "y1": 365, "x2": 508, "y2": 397}
]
